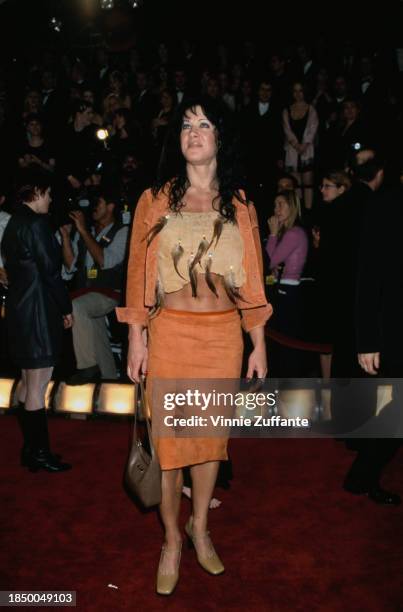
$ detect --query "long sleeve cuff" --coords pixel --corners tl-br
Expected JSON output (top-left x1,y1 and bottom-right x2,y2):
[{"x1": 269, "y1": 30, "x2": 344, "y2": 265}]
[
  {"x1": 241, "y1": 304, "x2": 273, "y2": 333},
  {"x1": 115, "y1": 307, "x2": 149, "y2": 327}
]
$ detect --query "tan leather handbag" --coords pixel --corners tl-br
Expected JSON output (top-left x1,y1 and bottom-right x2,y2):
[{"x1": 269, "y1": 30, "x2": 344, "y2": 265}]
[{"x1": 125, "y1": 378, "x2": 161, "y2": 507}]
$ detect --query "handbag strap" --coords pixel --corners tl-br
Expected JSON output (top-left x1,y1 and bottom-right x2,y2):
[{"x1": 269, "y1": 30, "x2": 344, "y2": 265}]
[{"x1": 132, "y1": 377, "x2": 157, "y2": 460}]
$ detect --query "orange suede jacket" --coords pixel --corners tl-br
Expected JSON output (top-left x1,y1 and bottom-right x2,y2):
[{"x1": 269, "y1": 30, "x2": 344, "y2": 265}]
[{"x1": 116, "y1": 187, "x2": 272, "y2": 332}]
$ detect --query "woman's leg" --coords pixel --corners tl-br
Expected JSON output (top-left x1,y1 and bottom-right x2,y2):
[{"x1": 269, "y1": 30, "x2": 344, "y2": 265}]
[
  {"x1": 18, "y1": 370, "x2": 28, "y2": 403},
  {"x1": 190, "y1": 461, "x2": 220, "y2": 557},
  {"x1": 302, "y1": 170, "x2": 314, "y2": 210},
  {"x1": 158, "y1": 468, "x2": 183, "y2": 574},
  {"x1": 25, "y1": 367, "x2": 53, "y2": 411}
]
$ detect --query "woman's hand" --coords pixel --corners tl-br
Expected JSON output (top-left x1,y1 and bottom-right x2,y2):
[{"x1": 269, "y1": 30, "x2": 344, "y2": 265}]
[
  {"x1": 246, "y1": 343, "x2": 268, "y2": 380},
  {"x1": 268, "y1": 215, "x2": 279, "y2": 236},
  {"x1": 127, "y1": 331, "x2": 148, "y2": 383},
  {"x1": 247, "y1": 327, "x2": 268, "y2": 380}
]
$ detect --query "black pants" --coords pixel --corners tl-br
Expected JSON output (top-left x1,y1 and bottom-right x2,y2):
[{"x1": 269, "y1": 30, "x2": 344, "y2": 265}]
[{"x1": 332, "y1": 344, "x2": 402, "y2": 489}]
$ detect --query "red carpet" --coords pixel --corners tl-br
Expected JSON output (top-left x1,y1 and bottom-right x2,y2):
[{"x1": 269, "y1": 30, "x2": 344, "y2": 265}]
[{"x1": 0, "y1": 415, "x2": 402, "y2": 612}]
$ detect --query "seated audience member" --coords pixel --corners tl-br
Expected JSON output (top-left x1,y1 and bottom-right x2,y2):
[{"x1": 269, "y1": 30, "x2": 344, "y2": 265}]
[
  {"x1": 107, "y1": 70, "x2": 132, "y2": 109},
  {"x1": 60, "y1": 100, "x2": 101, "y2": 195},
  {"x1": 151, "y1": 88, "x2": 176, "y2": 149},
  {"x1": 60, "y1": 185, "x2": 129, "y2": 384},
  {"x1": 22, "y1": 90, "x2": 43, "y2": 122},
  {"x1": 82, "y1": 89, "x2": 103, "y2": 126},
  {"x1": 265, "y1": 190, "x2": 311, "y2": 376},
  {"x1": 110, "y1": 108, "x2": 142, "y2": 162},
  {"x1": 18, "y1": 114, "x2": 55, "y2": 175},
  {"x1": 277, "y1": 173, "x2": 299, "y2": 192},
  {"x1": 322, "y1": 98, "x2": 368, "y2": 170},
  {"x1": 266, "y1": 190, "x2": 308, "y2": 336}
]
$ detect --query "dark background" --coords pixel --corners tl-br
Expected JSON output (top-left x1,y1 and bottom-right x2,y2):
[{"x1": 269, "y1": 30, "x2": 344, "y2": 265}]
[{"x1": 1, "y1": 0, "x2": 402, "y2": 56}]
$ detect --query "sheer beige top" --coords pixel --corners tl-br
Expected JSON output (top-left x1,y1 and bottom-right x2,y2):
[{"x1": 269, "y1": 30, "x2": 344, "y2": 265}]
[{"x1": 158, "y1": 211, "x2": 246, "y2": 294}]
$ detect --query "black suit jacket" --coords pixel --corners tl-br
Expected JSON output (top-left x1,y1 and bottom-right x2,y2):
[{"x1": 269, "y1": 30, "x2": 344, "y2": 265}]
[
  {"x1": 241, "y1": 102, "x2": 283, "y2": 179},
  {"x1": 356, "y1": 186, "x2": 403, "y2": 370}
]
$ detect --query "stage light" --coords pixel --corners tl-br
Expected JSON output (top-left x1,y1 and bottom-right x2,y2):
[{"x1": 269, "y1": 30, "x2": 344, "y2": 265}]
[
  {"x1": 96, "y1": 128, "x2": 109, "y2": 141},
  {"x1": 11, "y1": 380, "x2": 55, "y2": 411},
  {"x1": 96, "y1": 383, "x2": 136, "y2": 415},
  {"x1": 276, "y1": 389, "x2": 318, "y2": 420},
  {"x1": 100, "y1": 0, "x2": 114, "y2": 9},
  {"x1": 0, "y1": 379, "x2": 15, "y2": 410},
  {"x1": 54, "y1": 383, "x2": 96, "y2": 415},
  {"x1": 376, "y1": 385, "x2": 393, "y2": 416},
  {"x1": 49, "y1": 17, "x2": 62, "y2": 33}
]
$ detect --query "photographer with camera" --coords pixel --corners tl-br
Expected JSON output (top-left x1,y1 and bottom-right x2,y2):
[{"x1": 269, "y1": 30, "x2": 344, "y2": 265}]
[{"x1": 60, "y1": 185, "x2": 128, "y2": 384}]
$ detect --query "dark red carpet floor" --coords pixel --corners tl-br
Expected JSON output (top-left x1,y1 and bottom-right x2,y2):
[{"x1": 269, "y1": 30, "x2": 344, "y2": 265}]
[{"x1": 1, "y1": 415, "x2": 402, "y2": 612}]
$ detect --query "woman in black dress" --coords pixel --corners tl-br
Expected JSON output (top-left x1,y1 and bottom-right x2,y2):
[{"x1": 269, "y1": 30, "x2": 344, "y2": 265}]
[{"x1": 1, "y1": 170, "x2": 73, "y2": 472}]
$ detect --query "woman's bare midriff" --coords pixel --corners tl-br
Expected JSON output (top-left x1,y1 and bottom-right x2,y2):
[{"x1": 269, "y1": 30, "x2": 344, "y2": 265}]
[{"x1": 163, "y1": 272, "x2": 235, "y2": 312}]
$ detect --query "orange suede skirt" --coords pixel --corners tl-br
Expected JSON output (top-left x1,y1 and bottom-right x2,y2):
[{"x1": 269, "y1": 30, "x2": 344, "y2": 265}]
[{"x1": 147, "y1": 307, "x2": 244, "y2": 470}]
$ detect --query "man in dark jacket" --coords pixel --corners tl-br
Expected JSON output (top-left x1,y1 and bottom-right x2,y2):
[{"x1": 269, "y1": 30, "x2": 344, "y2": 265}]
[{"x1": 330, "y1": 149, "x2": 401, "y2": 505}]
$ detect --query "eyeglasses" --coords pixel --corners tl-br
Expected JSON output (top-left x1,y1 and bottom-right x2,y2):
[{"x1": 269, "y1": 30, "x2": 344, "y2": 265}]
[{"x1": 320, "y1": 183, "x2": 338, "y2": 190}]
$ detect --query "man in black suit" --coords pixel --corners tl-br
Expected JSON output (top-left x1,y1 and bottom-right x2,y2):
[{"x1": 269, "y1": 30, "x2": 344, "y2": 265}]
[
  {"x1": 330, "y1": 149, "x2": 401, "y2": 505},
  {"x1": 352, "y1": 163, "x2": 402, "y2": 505},
  {"x1": 241, "y1": 78, "x2": 283, "y2": 234}
]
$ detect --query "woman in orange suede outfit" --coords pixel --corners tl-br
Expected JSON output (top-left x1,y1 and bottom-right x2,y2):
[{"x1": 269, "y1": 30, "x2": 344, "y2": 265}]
[{"x1": 116, "y1": 97, "x2": 272, "y2": 595}]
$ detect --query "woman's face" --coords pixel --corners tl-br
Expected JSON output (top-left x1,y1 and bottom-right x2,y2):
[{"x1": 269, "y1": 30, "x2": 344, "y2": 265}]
[
  {"x1": 114, "y1": 113, "x2": 126, "y2": 130},
  {"x1": 83, "y1": 90, "x2": 95, "y2": 105},
  {"x1": 26, "y1": 91, "x2": 41, "y2": 110},
  {"x1": 161, "y1": 91, "x2": 172, "y2": 108},
  {"x1": 320, "y1": 180, "x2": 345, "y2": 203},
  {"x1": 343, "y1": 101, "x2": 359, "y2": 122},
  {"x1": 27, "y1": 119, "x2": 42, "y2": 138},
  {"x1": 293, "y1": 83, "x2": 305, "y2": 102},
  {"x1": 110, "y1": 73, "x2": 122, "y2": 92},
  {"x1": 79, "y1": 107, "x2": 94, "y2": 127},
  {"x1": 180, "y1": 105, "x2": 218, "y2": 165},
  {"x1": 274, "y1": 196, "x2": 291, "y2": 224}
]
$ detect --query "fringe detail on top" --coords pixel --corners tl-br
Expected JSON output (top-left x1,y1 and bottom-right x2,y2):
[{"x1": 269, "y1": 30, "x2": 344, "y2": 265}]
[
  {"x1": 204, "y1": 254, "x2": 219, "y2": 298},
  {"x1": 171, "y1": 241, "x2": 186, "y2": 280},
  {"x1": 208, "y1": 217, "x2": 224, "y2": 250},
  {"x1": 223, "y1": 268, "x2": 244, "y2": 304},
  {"x1": 192, "y1": 235, "x2": 210, "y2": 269},
  {"x1": 188, "y1": 256, "x2": 198, "y2": 298},
  {"x1": 146, "y1": 215, "x2": 169, "y2": 245},
  {"x1": 149, "y1": 278, "x2": 165, "y2": 317}
]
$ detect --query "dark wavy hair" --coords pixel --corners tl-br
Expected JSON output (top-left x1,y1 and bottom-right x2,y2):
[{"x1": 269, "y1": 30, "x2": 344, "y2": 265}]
[
  {"x1": 16, "y1": 168, "x2": 53, "y2": 204},
  {"x1": 151, "y1": 96, "x2": 246, "y2": 222}
]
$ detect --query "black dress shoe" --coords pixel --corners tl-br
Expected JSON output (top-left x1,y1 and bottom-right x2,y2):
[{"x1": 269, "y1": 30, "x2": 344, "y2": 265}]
[
  {"x1": 367, "y1": 486, "x2": 401, "y2": 506},
  {"x1": 66, "y1": 365, "x2": 101, "y2": 386},
  {"x1": 27, "y1": 449, "x2": 72, "y2": 473},
  {"x1": 21, "y1": 445, "x2": 62, "y2": 467}
]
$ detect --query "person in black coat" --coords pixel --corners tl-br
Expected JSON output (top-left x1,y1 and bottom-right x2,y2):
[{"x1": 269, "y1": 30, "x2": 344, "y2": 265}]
[
  {"x1": 329, "y1": 150, "x2": 401, "y2": 505},
  {"x1": 352, "y1": 181, "x2": 403, "y2": 504},
  {"x1": 1, "y1": 170, "x2": 73, "y2": 473}
]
